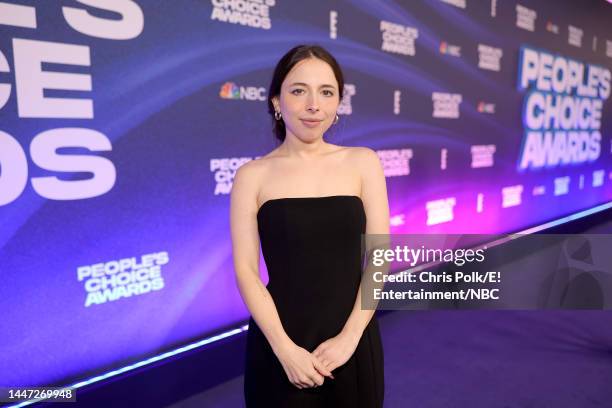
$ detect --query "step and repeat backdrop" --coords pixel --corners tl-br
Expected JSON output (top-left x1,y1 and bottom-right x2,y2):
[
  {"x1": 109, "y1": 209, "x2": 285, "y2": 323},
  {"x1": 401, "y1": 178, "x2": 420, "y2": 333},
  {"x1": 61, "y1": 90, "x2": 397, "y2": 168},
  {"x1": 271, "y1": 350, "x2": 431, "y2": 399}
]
[{"x1": 1, "y1": 0, "x2": 611, "y2": 389}]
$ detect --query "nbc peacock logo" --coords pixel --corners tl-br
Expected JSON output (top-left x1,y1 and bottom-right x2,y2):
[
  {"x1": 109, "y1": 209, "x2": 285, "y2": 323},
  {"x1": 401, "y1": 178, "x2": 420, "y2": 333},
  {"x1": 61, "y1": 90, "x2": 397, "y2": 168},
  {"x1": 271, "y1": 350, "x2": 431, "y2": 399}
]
[
  {"x1": 219, "y1": 82, "x2": 240, "y2": 99},
  {"x1": 439, "y1": 41, "x2": 461, "y2": 57},
  {"x1": 219, "y1": 81, "x2": 266, "y2": 101},
  {"x1": 439, "y1": 41, "x2": 448, "y2": 54}
]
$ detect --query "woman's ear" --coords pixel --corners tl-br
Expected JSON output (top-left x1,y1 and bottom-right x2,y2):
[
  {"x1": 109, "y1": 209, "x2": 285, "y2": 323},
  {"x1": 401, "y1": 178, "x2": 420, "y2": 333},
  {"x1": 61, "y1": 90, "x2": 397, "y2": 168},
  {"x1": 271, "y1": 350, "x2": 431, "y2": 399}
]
[{"x1": 271, "y1": 96, "x2": 280, "y2": 112}]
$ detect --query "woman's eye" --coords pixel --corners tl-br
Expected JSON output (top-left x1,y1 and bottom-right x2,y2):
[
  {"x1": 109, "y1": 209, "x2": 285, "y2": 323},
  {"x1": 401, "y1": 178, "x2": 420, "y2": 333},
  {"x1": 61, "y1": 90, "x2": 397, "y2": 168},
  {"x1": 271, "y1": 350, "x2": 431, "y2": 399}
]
[
  {"x1": 323, "y1": 90, "x2": 334, "y2": 97},
  {"x1": 291, "y1": 89, "x2": 304, "y2": 95}
]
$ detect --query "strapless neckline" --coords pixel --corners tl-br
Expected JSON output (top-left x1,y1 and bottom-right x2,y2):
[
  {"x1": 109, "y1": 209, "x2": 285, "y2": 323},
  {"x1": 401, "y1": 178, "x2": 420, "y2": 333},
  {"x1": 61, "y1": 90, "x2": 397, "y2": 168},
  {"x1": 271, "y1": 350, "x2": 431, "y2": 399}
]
[
  {"x1": 248, "y1": 191, "x2": 383, "y2": 406},
  {"x1": 257, "y1": 195, "x2": 362, "y2": 217}
]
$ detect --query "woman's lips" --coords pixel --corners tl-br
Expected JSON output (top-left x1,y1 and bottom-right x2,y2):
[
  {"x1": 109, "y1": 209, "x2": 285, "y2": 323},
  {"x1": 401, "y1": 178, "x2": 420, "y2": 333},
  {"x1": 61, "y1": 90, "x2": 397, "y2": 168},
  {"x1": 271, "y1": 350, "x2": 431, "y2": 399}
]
[{"x1": 300, "y1": 119, "x2": 322, "y2": 128}]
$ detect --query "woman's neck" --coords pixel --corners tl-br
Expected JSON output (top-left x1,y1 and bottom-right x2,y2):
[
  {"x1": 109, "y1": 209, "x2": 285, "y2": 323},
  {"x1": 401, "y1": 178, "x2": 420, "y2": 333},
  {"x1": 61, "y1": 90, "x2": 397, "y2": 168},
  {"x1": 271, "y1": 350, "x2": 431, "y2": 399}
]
[{"x1": 279, "y1": 136, "x2": 334, "y2": 159}]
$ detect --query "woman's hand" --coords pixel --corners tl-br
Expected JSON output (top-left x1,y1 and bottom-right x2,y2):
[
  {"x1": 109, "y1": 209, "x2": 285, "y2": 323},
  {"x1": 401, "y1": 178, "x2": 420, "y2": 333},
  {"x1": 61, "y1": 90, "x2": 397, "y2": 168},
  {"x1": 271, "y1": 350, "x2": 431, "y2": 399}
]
[
  {"x1": 274, "y1": 342, "x2": 334, "y2": 389},
  {"x1": 312, "y1": 330, "x2": 360, "y2": 373}
]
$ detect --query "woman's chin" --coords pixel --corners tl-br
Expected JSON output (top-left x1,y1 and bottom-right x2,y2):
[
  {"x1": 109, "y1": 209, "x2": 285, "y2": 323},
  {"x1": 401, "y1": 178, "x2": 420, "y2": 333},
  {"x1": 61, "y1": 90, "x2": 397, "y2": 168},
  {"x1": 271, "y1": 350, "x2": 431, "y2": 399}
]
[{"x1": 288, "y1": 130, "x2": 325, "y2": 143}]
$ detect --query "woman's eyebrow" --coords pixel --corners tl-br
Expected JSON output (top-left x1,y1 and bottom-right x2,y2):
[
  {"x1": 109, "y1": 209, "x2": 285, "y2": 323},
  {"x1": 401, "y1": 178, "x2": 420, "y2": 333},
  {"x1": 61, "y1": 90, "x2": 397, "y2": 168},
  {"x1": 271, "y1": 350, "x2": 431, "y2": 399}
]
[{"x1": 288, "y1": 82, "x2": 337, "y2": 89}]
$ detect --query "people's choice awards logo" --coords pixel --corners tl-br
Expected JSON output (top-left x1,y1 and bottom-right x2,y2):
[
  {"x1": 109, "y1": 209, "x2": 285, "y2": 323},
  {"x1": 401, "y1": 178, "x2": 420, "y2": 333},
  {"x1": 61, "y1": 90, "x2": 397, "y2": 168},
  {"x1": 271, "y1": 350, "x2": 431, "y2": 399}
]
[
  {"x1": 380, "y1": 20, "x2": 418, "y2": 57},
  {"x1": 338, "y1": 84, "x2": 356, "y2": 115},
  {"x1": 432, "y1": 93, "x2": 462, "y2": 119},
  {"x1": 426, "y1": 198, "x2": 456, "y2": 226},
  {"x1": 471, "y1": 145, "x2": 496, "y2": 168},
  {"x1": 377, "y1": 149, "x2": 413, "y2": 177},
  {"x1": 0, "y1": 2, "x2": 144, "y2": 206},
  {"x1": 502, "y1": 185, "x2": 523, "y2": 208},
  {"x1": 516, "y1": 4, "x2": 536, "y2": 32},
  {"x1": 210, "y1": 0, "x2": 276, "y2": 30},
  {"x1": 517, "y1": 46, "x2": 611, "y2": 170},
  {"x1": 478, "y1": 44, "x2": 502, "y2": 72},
  {"x1": 78, "y1": 251, "x2": 169, "y2": 307}
]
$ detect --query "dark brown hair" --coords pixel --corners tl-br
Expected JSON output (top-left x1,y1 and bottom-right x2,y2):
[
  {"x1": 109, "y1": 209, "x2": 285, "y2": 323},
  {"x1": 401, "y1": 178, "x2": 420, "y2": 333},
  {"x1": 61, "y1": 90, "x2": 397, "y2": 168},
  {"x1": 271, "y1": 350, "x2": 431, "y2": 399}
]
[{"x1": 268, "y1": 45, "x2": 345, "y2": 141}]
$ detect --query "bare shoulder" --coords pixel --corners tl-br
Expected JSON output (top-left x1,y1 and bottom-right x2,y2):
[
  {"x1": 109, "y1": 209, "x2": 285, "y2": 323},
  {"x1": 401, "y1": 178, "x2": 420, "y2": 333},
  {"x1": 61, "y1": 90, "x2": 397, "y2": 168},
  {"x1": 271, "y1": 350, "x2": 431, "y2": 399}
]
[
  {"x1": 234, "y1": 157, "x2": 264, "y2": 182},
  {"x1": 346, "y1": 146, "x2": 388, "y2": 232},
  {"x1": 344, "y1": 146, "x2": 382, "y2": 170},
  {"x1": 232, "y1": 157, "x2": 268, "y2": 203},
  {"x1": 232, "y1": 152, "x2": 283, "y2": 204}
]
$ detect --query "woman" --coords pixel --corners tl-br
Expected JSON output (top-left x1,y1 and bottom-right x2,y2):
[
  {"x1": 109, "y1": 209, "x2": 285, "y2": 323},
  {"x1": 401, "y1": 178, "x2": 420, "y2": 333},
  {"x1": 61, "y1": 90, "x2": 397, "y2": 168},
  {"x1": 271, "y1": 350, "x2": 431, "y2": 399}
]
[{"x1": 230, "y1": 44, "x2": 389, "y2": 407}]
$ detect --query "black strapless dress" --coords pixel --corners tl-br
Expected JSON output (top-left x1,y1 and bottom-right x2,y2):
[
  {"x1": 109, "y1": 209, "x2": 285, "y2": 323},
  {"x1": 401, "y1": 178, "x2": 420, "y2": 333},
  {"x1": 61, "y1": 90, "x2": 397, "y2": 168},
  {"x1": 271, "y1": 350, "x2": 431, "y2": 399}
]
[{"x1": 244, "y1": 195, "x2": 384, "y2": 407}]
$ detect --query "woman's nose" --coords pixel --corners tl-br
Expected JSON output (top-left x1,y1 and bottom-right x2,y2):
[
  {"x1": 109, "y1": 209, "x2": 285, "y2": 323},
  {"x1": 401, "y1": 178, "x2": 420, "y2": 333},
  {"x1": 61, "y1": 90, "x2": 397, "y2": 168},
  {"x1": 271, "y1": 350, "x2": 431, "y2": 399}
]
[{"x1": 306, "y1": 94, "x2": 319, "y2": 112}]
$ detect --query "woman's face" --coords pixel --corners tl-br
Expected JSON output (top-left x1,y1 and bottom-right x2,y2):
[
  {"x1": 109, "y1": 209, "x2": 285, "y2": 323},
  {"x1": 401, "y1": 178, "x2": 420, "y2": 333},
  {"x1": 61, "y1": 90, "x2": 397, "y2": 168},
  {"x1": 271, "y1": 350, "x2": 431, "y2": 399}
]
[{"x1": 273, "y1": 57, "x2": 341, "y2": 143}]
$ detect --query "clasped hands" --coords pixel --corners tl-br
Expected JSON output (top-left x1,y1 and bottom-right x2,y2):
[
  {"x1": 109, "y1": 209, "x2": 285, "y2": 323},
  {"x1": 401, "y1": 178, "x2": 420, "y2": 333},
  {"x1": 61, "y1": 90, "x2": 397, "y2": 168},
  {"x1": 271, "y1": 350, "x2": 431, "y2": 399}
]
[{"x1": 276, "y1": 330, "x2": 360, "y2": 389}]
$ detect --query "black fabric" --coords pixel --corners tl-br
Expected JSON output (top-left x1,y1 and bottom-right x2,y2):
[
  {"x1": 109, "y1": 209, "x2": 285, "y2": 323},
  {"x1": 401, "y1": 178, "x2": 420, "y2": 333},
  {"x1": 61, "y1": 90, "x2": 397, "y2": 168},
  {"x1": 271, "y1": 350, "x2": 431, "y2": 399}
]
[{"x1": 244, "y1": 195, "x2": 384, "y2": 408}]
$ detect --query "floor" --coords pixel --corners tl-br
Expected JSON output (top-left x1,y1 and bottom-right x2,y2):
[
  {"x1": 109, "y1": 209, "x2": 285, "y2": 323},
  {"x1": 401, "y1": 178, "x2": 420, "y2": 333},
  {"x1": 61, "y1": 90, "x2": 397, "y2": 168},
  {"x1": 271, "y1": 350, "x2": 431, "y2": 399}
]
[{"x1": 167, "y1": 309, "x2": 612, "y2": 407}]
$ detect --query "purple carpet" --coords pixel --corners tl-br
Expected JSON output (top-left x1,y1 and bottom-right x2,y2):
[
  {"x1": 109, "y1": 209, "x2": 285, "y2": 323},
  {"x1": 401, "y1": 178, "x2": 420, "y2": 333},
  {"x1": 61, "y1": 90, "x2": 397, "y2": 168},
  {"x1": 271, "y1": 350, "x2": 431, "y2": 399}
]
[{"x1": 167, "y1": 310, "x2": 612, "y2": 407}]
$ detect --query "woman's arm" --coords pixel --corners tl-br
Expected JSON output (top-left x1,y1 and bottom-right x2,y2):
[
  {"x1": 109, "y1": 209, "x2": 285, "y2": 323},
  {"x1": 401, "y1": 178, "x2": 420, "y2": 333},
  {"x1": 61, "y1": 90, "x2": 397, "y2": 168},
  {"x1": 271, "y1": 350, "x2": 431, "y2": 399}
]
[
  {"x1": 230, "y1": 161, "x2": 333, "y2": 388},
  {"x1": 313, "y1": 147, "x2": 389, "y2": 371},
  {"x1": 341, "y1": 147, "x2": 390, "y2": 340}
]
